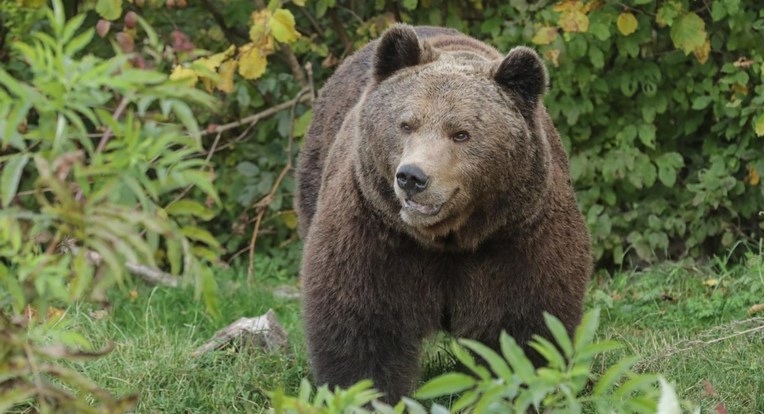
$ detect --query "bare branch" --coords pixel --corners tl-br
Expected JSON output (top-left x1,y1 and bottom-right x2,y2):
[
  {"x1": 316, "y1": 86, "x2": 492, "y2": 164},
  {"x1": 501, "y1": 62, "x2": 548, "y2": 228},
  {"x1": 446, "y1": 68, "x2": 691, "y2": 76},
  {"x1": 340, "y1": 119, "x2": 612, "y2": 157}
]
[
  {"x1": 247, "y1": 88, "x2": 308, "y2": 284},
  {"x1": 202, "y1": 91, "x2": 312, "y2": 138},
  {"x1": 64, "y1": 242, "x2": 179, "y2": 288}
]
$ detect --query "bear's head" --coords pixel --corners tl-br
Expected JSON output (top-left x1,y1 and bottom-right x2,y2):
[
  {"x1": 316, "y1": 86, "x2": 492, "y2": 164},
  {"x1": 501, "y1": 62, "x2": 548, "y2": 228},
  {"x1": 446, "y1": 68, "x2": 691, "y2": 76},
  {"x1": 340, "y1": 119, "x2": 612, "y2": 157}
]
[{"x1": 355, "y1": 24, "x2": 553, "y2": 252}]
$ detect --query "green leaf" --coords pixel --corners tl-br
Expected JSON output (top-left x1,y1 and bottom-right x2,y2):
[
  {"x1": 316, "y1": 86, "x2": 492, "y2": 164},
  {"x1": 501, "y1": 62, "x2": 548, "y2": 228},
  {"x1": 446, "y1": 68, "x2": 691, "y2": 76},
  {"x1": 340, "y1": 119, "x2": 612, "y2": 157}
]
[
  {"x1": 500, "y1": 332, "x2": 535, "y2": 382},
  {"x1": 670, "y1": 12, "x2": 707, "y2": 54},
  {"x1": 543, "y1": 312, "x2": 574, "y2": 358},
  {"x1": 293, "y1": 109, "x2": 313, "y2": 137},
  {"x1": 166, "y1": 238, "x2": 182, "y2": 275},
  {"x1": 656, "y1": 0, "x2": 682, "y2": 26},
  {"x1": 614, "y1": 373, "x2": 658, "y2": 398},
  {"x1": 637, "y1": 123, "x2": 656, "y2": 149},
  {"x1": 402, "y1": 0, "x2": 418, "y2": 10},
  {"x1": 64, "y1": 28, "x2": 95, "y2": 56},
  {"x1": 237, "y1": 161, "x2": 260, "y2": 177},
  {"x1": 755, "y1": 114, "x2": 764, "y2": 136},
  {"x1": 1, "y1": 154, "x2": 30, "y2": 207},
  {"x1": 459, "y1": 339, "x2": 513, "y2": 381},
  {"x1": 451, "y1": 389, "x2": 479, "y2": 412},
  {"x1": 96, "y1": 0, "x2": 122, "y2": 20},
  {"x1": 198, "y1": 264, "x2": 220, "y2": 318},
  {"x1": 415, "y1": 373, "x2": 475, "y2": 399},
  {"x1": 529, "y1": 335, "x2": 566, "y2": 369},
  {"x1": 0, "y1": 262, "x2": 25, "y2": 311},
  {"x1": 588, "y1": 47, "x2": 604, "y2": 69},
  {"x1": 691, "y1": 95, "x2": 712, "y2": 109},
  {"x1": 574, "y1": 340, "x2": 623, "y2": 363},
  {"x1": 181, "y1": 226, "x2": 221, "y2": 249},
  {"x1": 655, "y1": 152, "x2": 684, "y2": 187},
  {"x1": 450, "y1": 341, "x2": 491, "y2": 379},
  {"x1": 593, "y1": 355, "x2": 639, "y2": 396},
  {"x1": 166, "y1": 200, "x2": 215, "y2": 221}
]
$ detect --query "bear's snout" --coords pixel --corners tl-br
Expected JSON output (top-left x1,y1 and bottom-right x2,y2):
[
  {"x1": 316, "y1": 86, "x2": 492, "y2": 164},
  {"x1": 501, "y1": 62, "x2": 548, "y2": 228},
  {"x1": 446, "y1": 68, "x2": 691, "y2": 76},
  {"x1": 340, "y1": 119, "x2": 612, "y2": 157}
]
[{"x1": 396, "y1": 164, "x2": 430, "y2": 196}]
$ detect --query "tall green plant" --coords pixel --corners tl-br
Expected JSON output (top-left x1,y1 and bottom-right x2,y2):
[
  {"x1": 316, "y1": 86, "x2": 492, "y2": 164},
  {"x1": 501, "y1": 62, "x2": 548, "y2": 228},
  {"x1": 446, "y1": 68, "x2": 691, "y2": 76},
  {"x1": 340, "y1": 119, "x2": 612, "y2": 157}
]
[
  {"x1": 0, "y1": 0, "x2": 222, "y2": 410},
  {"x1": 270, "y1": 309, "x2": 700, "y2": 413}
]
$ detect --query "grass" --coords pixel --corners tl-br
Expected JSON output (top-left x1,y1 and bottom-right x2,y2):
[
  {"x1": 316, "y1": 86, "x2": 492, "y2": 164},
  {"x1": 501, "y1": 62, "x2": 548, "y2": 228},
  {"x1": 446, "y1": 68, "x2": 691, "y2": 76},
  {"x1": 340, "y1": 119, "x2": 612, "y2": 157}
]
[{"x1": 65, "y1": 248, "x2": 763, "y2": 413}]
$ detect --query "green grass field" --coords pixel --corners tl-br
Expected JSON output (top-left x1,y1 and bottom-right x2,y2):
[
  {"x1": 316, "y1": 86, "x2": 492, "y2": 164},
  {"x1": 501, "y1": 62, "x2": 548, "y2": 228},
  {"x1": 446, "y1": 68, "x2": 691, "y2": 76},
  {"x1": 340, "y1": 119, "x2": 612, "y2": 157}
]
[{"x1": 66, "y1": 248, "x2": 763, "y2": 413}]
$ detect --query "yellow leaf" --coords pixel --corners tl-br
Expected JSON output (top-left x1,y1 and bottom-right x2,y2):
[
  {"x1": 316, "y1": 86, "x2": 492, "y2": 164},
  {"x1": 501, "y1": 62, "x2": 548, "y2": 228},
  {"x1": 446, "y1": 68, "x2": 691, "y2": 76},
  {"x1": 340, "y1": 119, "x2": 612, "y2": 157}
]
[
  {"x1": 250, "y1": 9, "x2": 270, "y2": 39},
  {"x1": 553, "y1": 0, "x2": 581, "y2": 13},
  {"x1": 693, "y1": 38, "x2": 710, "y2": 64},
  {"x1": 748, "y1": 304, "x2": 764, "y2": 316},
  {"x1": 731, "y1": 82, "x2": 748, "y2": 96},
  {"x1": 746, "y1": 166, "x2": 760, "y2": 186},
  {"x1": 281, "y1": 210, "x2": 299, "y2": 229},
  {"x1": 169, "y1": 65, "x2": 198, "y2": 87},
  {"x1": 292, "y1": 0, "x2": 306, "y2": 6},
  {"x1": 755, "y1": 114, "x2": 764, "y2": 136},
  {"x1": 616, "y1": 12, "x2": 638, "y2": 36},
  {"x1": 582, "y1": 0, "x2": 603, "y2": 14},
  {"x1": 702, "y1": 278, "x2": 718, "y2": 287},
  {"x1": 129, "y1": 289, "x2": 139, "y2": 300},
  {"x1": 532, "y1": 27, "x2": 559, "y2": 45},
  {"x1": 544, "y1": 49, "x2": 561, "y2": 67},
  {"x1": 554, "y1": 1, "x2": 590, "y2": 33},
  {"x1": 217, "y1": 59, "x2": 237, "y2": 93},
  {"x1": 558, "y1": 9, "x2": 589, "y2": 32},
  {"x1": 269, "y1": 8, "x2": 301, "y2": 44},
  {"x1": 195, "y1": 45, "x2": 236, "y2": 73},
  {"x1": 238, "y1": 44, "x2": 268, "y2": 80}
]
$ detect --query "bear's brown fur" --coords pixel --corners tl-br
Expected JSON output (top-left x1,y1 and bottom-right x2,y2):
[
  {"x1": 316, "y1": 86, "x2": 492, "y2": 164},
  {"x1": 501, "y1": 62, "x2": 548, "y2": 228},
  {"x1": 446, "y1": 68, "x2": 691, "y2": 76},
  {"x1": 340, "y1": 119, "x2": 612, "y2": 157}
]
[{"x1": 295, "y1": 24, "x2": 592, "y2": 402}]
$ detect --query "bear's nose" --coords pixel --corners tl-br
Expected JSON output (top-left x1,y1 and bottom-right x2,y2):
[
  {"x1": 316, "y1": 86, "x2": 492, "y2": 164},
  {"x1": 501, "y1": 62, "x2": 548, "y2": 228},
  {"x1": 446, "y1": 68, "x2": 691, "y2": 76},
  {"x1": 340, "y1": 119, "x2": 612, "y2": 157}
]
[{"x1": 396, "y1": 164, "x2": 429, "y2": 195}]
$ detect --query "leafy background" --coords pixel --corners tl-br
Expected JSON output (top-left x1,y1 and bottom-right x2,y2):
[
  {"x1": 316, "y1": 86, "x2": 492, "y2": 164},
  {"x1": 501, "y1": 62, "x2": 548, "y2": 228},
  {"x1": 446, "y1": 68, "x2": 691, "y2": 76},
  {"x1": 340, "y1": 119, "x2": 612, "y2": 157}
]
[
  {"x1": 0, "y1": 0, "x2": 762, "y2": 411},
  {"x1": 5, "y1": 0, "x2": 760, "y2": 273}
]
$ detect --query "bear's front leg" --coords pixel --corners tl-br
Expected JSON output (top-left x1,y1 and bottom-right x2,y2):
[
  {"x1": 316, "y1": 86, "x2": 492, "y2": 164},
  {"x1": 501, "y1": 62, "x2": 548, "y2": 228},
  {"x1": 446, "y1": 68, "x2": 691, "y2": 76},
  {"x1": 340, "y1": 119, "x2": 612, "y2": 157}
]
[
  {"x1": 301, "y1": 216, "x2": 440, "y2": 403},
  {"x1": 303, "y1": 309, "x2": 424, "y2": 402}
]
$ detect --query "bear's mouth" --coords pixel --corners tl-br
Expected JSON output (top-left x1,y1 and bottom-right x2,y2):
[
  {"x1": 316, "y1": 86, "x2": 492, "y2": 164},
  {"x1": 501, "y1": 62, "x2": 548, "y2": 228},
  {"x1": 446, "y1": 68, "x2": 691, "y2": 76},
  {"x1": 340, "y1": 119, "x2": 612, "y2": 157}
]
[{"x1": 403, "y1": 198, "x2": 442, "y2": 216}]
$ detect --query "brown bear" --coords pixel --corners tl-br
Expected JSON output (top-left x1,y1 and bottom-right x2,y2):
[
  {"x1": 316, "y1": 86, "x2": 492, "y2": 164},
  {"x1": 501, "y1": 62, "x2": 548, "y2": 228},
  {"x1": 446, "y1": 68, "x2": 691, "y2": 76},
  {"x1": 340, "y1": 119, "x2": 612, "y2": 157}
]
[{"x1": 295, "y1": 24, "x2": 592, "y2": 403}]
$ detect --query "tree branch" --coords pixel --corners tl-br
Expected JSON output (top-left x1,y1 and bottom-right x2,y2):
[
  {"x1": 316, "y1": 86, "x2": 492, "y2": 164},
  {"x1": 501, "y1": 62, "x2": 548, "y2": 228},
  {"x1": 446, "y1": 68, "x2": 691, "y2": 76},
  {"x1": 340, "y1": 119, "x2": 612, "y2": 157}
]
[{"x1": 246, "y1": 88, "x2": 308, "y2": 284}]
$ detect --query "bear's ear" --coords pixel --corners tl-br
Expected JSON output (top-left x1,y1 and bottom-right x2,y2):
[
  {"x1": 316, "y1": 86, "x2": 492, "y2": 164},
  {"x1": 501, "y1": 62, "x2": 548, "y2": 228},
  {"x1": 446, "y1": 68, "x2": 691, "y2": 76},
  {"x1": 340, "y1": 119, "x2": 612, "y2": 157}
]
[
  {"x1": 493, "y1": 46, "x2": 549, "y2": 114},
  {"x1": 374, "y1": 24, "x2": 435, "y2": 82}
]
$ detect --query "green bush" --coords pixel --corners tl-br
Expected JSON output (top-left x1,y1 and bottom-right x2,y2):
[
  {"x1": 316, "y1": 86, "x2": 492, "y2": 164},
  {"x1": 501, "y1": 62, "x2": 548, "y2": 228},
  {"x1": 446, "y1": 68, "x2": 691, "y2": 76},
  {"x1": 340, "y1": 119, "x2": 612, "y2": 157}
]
[
  {"x1": 0, "y1": 1, "x2": 221, "y2": 410},
  {"x1": 15, "y1": 0, "x2": 756, "y2": 268}
]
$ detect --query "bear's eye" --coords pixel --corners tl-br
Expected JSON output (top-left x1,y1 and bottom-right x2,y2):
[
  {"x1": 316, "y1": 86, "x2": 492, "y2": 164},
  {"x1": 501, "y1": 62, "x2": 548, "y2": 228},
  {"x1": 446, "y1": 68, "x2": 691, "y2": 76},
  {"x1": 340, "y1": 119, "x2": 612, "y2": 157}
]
[
  {"x1": 452, "y1": 131, "x2": 470, "y2": 142},
  {"x1": 400, "y1": 122, "x2": 412, "y2": 133}
]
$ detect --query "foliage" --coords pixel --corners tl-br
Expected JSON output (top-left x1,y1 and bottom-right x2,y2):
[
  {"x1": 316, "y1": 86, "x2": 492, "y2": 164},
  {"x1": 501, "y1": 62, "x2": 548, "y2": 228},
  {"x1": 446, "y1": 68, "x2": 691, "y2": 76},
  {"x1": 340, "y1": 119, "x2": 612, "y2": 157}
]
[
  {"x1": 508, "y1": 0, "x2": 763, "y2": 265},
  {"x1": 270, "y1": 309, "x2": 701, "y2": 413},
  {"x1": 0, "y1": 0, "x2": 222, "y2": 410},
  {"x1": 10, "y1": 0, "x2": 755, "y2": 269}
]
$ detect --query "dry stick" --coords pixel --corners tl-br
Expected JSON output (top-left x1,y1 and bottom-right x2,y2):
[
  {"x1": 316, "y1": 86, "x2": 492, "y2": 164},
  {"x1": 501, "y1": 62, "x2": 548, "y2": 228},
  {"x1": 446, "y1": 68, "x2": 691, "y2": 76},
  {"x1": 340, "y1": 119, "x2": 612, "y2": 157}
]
[
  {"x1": 246, "y1": 88, "x2": 308, "y2": 284},
  {"x1": 65, "y1": 242, "x2": 179, "y2": 287},
  {"x1": 280, "y1": 44, "x2": 307, "y2": 88},
  {"x1": 202, "y1": 93, "x2": 312, "y2": 137}
]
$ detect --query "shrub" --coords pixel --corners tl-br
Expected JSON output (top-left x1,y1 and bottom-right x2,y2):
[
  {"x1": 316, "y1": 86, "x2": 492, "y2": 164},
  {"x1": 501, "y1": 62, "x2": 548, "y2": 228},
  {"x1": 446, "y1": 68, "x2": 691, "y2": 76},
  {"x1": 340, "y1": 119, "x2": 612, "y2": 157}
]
[
  {"x1": 0, "y1": 1, "x2": 221, "y2": 410},
  {"x1": 43, "y1": 0, "x2": 761, "y2": 267}
]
